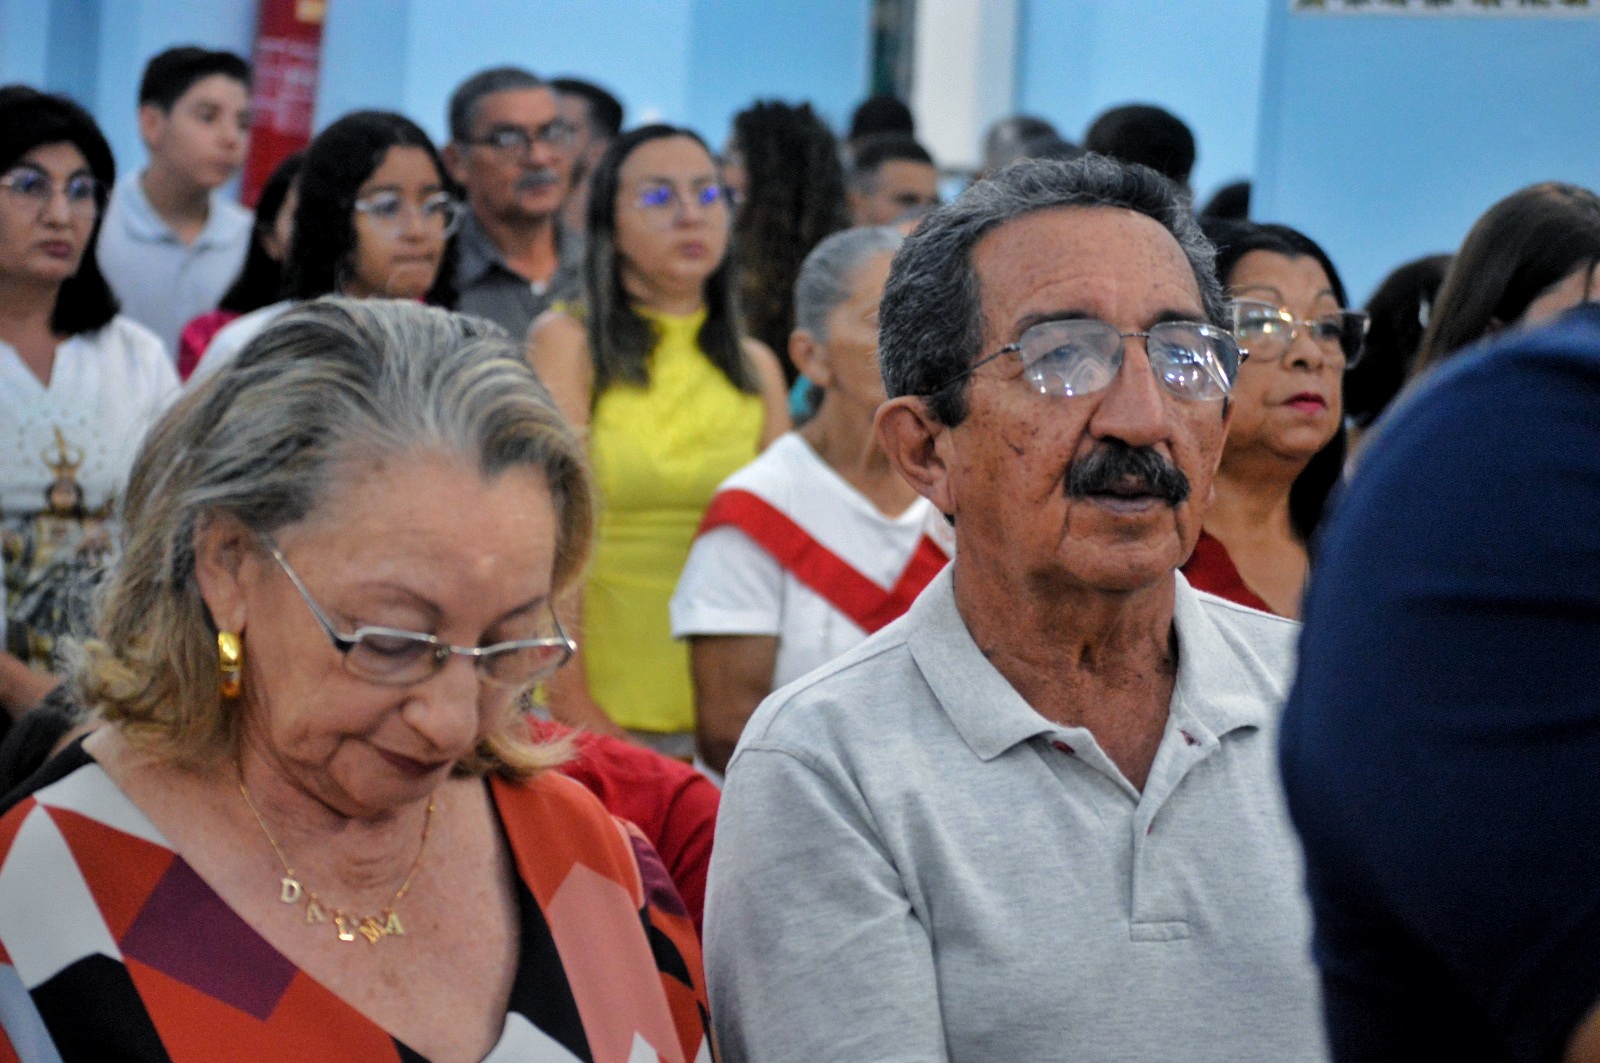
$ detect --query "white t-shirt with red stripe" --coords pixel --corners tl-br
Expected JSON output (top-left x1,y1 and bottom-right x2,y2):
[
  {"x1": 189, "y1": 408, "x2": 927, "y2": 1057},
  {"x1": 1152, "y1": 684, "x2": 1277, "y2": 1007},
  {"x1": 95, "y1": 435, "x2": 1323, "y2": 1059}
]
[{"x1": 670, "y1": 432, "x2": 952, "y2": 691}]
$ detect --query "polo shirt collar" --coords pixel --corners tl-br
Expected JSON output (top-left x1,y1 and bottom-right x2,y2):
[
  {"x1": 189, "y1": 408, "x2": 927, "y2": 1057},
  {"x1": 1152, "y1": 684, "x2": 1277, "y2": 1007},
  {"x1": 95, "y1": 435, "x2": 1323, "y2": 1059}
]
[
  {"x1": 455, "y1": 209, "x2": 503, "y2": 286},
  {"x1": 906, "y1": 566, "x2": 1274, "y2": 763},
  {"x1": 906, "y1": 568, "x2": 1058, "y2": 761},
  {"x1": 113, "y1": 173, "x2": 172, "y2": 242},
  {"x1": 456, "y1": 209, "x2": 582, "y2": 287},
  {"x1": 112, "y1": 172, "x2": 247, "y2": 250}
]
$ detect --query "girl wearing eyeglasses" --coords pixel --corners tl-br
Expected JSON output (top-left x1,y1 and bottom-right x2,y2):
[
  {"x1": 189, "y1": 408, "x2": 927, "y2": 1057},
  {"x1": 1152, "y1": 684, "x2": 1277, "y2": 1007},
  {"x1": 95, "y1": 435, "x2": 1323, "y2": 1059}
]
[
  {"x1": 0, "y1": 86, "x2": 178, "y2": 721},
  {"x1": 529, "y1": 124, "x2": 790, "y2": 759},
  {"x1": 190, "y1": 110, "x2": 461, "y2": 383},
  {"x1": 1185, "y1": 219, "x2": 1364, "y2": 619}
]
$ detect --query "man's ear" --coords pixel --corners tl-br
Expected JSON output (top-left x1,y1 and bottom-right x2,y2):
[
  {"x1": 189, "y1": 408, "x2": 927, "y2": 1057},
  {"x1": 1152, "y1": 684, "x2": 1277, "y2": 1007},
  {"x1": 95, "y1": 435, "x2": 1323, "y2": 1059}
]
[
  {"x1": 789, "y1": 329, "x2": 831, "y2": 388},
  {"x1": 875, "y1": 396, "x2": 956, "y2": 517},
  {"x1": 136, "y1": 103, "x2": 166, "y2": 150},
  {"x1": 193, "y1": 514, "x2": 263, "y2": 636},
  {"x1": 441, "y1": 141, "x2": 469, "y2": 188}
]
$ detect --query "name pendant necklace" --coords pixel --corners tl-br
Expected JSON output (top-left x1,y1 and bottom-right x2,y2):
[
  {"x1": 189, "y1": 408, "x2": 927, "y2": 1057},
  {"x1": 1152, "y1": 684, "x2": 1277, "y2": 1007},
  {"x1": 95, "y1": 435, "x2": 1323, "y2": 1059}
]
[{"x1": 238, "y1": 779, "x2": 435, "y2": 945}]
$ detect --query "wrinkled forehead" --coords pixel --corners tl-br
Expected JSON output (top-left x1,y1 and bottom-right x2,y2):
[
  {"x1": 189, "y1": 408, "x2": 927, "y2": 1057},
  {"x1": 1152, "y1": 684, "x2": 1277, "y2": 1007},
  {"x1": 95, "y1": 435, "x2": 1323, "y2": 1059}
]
[{"x1": 973, "y1": 206, "x2": 1204, "y2": 340}]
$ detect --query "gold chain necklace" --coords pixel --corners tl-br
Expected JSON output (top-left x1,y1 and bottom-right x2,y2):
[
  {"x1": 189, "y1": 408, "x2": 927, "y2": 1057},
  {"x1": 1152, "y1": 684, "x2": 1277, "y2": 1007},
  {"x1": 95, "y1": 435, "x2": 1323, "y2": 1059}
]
[{"x1": 237, "y1": 778, "x2": 435, "y2": 945}]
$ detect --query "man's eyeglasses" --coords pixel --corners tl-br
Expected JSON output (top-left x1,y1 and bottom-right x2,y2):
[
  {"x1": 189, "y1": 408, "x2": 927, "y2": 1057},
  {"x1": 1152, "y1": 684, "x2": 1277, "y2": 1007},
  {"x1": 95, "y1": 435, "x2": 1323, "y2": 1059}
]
[
  {"x1": 466, "y1": 121, "x2": 576, "y2": 156},
  {"x1": 267, "y1": 543, "x2": 575, "y2": 690},
  {"x1": 1231, "y1": 299, "x2": 1369, "y2": 367},
  {"x1": 0, "y1": 165, "x2": 101, "y2": 216},
  {"x1": 937, "y1": 318, "x2": 1242, "y2": 403},
  {"x1": 353, "y1": 191, "x2": 464, "y2": 238},
  {"x1": 632, "y1": 182, "x2": 730, "y2": 227}
]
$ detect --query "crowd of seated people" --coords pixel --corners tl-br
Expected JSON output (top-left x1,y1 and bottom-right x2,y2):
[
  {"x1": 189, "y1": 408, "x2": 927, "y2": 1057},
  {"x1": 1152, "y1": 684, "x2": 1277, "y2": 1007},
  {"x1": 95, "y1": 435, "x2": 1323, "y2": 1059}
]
[{"x1": 3, "y1": 43, "x2": 1600, "y2": 1063}]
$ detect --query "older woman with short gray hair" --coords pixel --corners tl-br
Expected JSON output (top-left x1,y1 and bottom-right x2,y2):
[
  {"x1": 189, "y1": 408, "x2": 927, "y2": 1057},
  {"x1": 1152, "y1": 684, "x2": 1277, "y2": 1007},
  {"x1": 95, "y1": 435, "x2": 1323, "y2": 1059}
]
[
  {"x1": 671, "y1": 226, "x2": 952, "y2": 775},
  {"x1": 0, "y1": 298, "x2": 711, "y2": 1060}
]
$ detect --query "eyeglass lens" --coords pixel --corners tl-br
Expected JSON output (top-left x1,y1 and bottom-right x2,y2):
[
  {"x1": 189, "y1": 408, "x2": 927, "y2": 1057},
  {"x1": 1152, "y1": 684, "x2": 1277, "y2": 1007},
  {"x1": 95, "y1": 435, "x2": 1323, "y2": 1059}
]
[
  {"x1": 355, "y1": 192, "x2": 461, "y2": 235},
  {"x1": 1016, "y1": 319, "x2": 1239, "y2": 401},
  {"x1": 2, "y1": 166, "x2": 99, "y2": 209},
  {"x1": 1232, "y1": 300, "x2": 1367, "y2": 364}
]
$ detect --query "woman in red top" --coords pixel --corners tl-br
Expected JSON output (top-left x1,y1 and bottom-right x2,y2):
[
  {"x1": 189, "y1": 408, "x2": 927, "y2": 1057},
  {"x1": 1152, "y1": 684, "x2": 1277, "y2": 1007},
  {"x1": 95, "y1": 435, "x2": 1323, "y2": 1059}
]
[{"x1": 1185, "y1": 220, "x2": 1365, "y2": 617}]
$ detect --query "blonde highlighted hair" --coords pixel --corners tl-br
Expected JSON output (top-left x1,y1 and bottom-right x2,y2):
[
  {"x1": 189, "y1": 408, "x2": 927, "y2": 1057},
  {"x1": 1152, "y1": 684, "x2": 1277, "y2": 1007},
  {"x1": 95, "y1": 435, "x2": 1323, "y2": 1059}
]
[{"x1": 80, "y1": 298, "x2": 594, "y2": 778}]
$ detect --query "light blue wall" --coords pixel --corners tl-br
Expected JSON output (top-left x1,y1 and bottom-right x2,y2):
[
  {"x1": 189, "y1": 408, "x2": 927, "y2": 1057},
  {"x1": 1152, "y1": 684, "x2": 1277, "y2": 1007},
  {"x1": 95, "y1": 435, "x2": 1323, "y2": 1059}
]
[
  {"x1": 1255, "y1": 9, "x2": 1600, "y2": 303},
  {"x1": 0, "y1": 0, "x2": 252, "y2": 185},
  {"x1": 318, "y1": 0, "x2": 699, "y2": 141},
  {"x1": 1017, "y1": 0, "x2": 1271, "y2": 210},
  {"x1": 684, "y1": 0, "x2": 873, "y2": 145},
  {"x1": 318, "y1": 0, "x2": 870, "y2": 151}
]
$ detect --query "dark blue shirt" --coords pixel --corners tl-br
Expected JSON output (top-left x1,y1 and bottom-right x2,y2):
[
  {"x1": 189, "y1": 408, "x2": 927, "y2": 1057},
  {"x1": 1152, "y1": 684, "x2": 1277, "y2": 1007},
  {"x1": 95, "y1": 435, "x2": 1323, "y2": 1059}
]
[{"x1": 1281, "y1": 303, "x2": 1600, "y2": 1062}]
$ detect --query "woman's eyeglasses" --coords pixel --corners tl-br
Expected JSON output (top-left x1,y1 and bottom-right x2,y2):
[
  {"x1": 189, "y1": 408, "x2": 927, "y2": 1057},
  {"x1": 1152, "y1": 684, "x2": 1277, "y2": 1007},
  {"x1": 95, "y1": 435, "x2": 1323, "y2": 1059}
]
[
  {"x1": 0, "y1": 165, "x2": 100, "y2": 216},
  {"x1": 631, "y1": 182, "x2": 731, "y2": 227},
  {"x1": 353, "y1": 191, "x2": 464, "y2": 238},
  {"x1": 267, "y1": 542, "x2": 574, "y2": 690},
  {"x1": 1231, "y1": 299, "x2": 1369, "y2": 367}
]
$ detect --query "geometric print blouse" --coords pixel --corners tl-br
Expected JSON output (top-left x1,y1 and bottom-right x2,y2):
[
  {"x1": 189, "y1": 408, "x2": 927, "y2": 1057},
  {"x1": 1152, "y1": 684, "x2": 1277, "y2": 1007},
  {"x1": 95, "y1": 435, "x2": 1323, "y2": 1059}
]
[{"x1": 0, "y1": 743, "x2": 713, "y2": 1062}]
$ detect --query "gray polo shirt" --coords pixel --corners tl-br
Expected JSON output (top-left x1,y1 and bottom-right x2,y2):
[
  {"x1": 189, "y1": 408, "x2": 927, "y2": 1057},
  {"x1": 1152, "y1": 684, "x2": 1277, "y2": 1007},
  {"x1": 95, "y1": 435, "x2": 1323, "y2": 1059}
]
[
  {"x1": 453, "y1": 209, "x2": 583, "y2": 343},
  {"x1": 96, "y1": 173, "x2": 251, "y2": 358},
  {"x1": 706, "y1": 567, "x2": 1327, "y2": 1063}
]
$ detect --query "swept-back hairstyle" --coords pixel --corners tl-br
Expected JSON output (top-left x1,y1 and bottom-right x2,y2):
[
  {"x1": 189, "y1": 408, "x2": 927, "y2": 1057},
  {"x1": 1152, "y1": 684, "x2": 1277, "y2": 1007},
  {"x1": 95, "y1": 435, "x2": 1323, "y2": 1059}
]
[
  {"x1": 793, "y1": 225, "x2": 903, "y2": 338},
  {"x1": 82, "y1": 298, "x2": 593, "y2": 777},
  {"x1": 1201, "y1": 217, "x2": 1351, "y2": 545},
  {"x1": 218, "y1": 151, "x2": 302, "y2": 314},
  {"x1": 1413, "y1": 182, "x2": 1600, "y2": 374},
  {"x1": 284, "y1": 110, "x2": 456, "y2": 306},
  {"x1": 550, "y1": 77, "x2": 624, "y2": 140},
  {"x1": 137, "y1": 46, "x2": 251, "y2": 110},
  {"x1": 879, "y1": 154, "x2": 1225, "y2": 427},
  {"x1": 447, "y1": 66, "x2": 544, "y2": 143},
  {"x1": 729, "y1": 100, "x2": 851, "y2": 377},
  {"x1": 0, "y1": 85, "x2": 119, "y2": 336},
  {"x1": 582, "y1": 124, "x2": 753, "y2": 400}
]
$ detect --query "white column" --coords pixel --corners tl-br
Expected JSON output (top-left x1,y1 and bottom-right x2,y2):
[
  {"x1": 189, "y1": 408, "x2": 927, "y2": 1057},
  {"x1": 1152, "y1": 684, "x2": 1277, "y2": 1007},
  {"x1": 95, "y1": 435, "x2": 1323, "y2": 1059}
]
[{"x1": 908, "y1": 0, "x2": 1019, "y2": 173}]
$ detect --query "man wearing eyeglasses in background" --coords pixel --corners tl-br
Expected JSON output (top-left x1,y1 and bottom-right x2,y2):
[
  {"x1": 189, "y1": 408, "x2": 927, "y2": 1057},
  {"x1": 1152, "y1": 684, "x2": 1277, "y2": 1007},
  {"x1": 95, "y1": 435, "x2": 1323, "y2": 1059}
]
[
  {"x1": 705, "y1": 156, "x2": 1328, "y2": 1062},
  {"x1": 444, "y1": 67, "x2": 581, "y2": 342}
]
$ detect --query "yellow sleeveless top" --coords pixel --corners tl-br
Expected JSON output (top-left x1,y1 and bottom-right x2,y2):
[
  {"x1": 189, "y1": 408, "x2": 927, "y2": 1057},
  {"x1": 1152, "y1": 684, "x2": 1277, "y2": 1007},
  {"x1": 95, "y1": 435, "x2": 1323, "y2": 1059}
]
[{"x1": 585, "y1": 307, "x2": 765, "y2": 733}]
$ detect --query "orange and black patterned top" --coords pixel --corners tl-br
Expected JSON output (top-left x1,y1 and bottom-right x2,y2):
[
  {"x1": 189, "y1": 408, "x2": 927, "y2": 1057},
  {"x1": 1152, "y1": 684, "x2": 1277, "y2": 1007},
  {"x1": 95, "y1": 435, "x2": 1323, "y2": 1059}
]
[{"x1": 0, "y1": 741, "x2": 712, "y2": 1062}]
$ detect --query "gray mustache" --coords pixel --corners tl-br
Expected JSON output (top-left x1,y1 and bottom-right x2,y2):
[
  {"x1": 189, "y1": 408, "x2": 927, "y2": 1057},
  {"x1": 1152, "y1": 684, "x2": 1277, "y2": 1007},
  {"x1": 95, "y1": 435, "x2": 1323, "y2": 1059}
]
[
  {"x1": 514, "y1": 171, "x2": 560, "y2": 192},
  {"x1": 1064, "y1": 441, "x2": 1191, "y2": 506}
]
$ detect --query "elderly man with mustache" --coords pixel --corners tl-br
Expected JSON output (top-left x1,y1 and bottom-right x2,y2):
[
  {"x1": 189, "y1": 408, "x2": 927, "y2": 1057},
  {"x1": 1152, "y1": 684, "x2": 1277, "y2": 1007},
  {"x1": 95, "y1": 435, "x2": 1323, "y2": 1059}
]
[
  {"x1": 705, "y1": 156, "x2": 1329, "y2": 1063},
  {"x1": 443, "y1": 66, "x2": 581, "y2": 341}
]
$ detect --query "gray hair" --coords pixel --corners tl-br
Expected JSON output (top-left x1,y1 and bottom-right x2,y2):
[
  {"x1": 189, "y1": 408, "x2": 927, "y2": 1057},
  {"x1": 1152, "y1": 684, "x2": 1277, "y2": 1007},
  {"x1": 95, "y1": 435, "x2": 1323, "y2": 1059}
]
[
  {"x1": 877, "y1": 154, "x2": 1227, "y2": 425},
  {"x1": 793, "y1": 225, "x2": 904, "y2": 339},
  {"x1": 82, "y1": 298, "x2": 593, "y2": 777},
  {"x1": 448, "y1": 66, "x2": 544, "y2": 142}
]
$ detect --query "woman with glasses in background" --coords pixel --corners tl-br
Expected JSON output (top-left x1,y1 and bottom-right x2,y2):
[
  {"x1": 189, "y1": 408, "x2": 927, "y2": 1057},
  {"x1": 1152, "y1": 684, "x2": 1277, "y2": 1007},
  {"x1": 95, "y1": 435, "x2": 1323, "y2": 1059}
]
[
  {"x1": 0, "y1": 86, "x2": 177, "y2": 722},
  {"x1": 0, "y1": 299, "x2": 711, "y2": 1059},
  {"x1": 1185, "y1": 219, "x2": 1366, "y2": 618},
  {"x1": 529, "y1": 124, "x2": 789, "y2": 758},
  {"x1": 190, "y1": 110, "x2": 461, "y2": 382}
]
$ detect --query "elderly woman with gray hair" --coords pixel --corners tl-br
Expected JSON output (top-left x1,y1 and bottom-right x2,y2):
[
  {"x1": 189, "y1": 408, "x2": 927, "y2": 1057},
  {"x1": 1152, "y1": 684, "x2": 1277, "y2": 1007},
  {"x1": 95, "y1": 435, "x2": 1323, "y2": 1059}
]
[
  {"x1": 670, "y1": 226, "x2": 952, "y2": 774},
  {"x1": 0, "y1": 299, "x2": 710, "y2": 1061}
]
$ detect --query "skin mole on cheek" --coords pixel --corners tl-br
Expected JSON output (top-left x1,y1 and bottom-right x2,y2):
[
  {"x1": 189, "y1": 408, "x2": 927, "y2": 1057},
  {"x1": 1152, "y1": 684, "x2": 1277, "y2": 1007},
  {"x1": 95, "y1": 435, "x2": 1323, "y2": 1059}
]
[{"x1": 1009, "y1": 443, "x2": 1025, "y2": 456}]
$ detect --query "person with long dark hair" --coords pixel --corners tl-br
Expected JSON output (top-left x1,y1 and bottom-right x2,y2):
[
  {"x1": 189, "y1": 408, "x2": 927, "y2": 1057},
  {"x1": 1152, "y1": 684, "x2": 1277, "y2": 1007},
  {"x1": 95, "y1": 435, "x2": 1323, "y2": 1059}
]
[
  {"x1": 0, "y1": 86, "x2": 177, "y2": 720},
  {"x1": 1411, "y1": 181, "x2": 1600, "y2": 375},
  {"x1": 722, "y1": 100, "x2": 851, "y2": 383},
  {"x1": 1184, "y1": 219, "x2": 1364, "y2": 617},
  {"x1": 189, "y1": 111, "x2": 460, "y2": 381},
  {"x1": 175, "y1": 151, "x2": 303, "y2": 379},
  {"x1": 528, "y1": 124, "x2": 789, "y2": 757}
]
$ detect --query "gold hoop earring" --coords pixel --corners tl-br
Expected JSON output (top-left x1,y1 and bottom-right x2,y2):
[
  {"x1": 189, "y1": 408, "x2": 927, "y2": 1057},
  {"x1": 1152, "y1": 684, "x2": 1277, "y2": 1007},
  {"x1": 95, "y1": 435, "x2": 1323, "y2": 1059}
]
[{"x1": 218, "y1": 631, "x2": 243, "y2": 699}]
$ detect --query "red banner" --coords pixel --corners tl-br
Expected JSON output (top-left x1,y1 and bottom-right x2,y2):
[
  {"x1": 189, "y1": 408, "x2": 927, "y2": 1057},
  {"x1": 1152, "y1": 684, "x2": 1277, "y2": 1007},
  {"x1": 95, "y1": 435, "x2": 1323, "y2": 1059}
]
[{"x1": 240, "y1": 0, "x2": 326, "y2": 206}]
